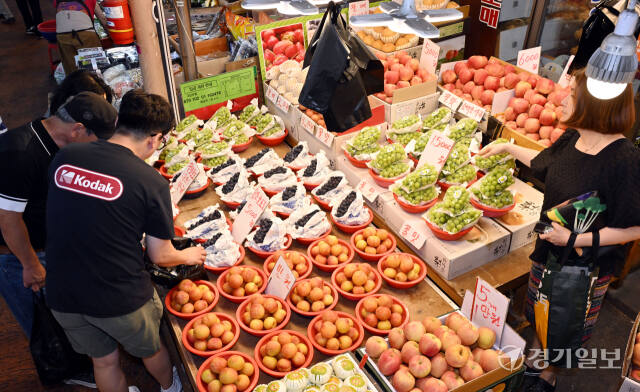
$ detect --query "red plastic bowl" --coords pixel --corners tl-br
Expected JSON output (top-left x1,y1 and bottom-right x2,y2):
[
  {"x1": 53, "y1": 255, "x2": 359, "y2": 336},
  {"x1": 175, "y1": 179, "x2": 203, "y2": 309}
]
[
  {"x1": 343, "y1": 149, "x2": 370, "y2": 168},
  {"x1": 393, "y1": 192, "x2": 438, "y2": 214},
  {"x1": 350, "y1": 228, "x2": 396, "y2": 262},
  {"x1": 312, "y1": 194, "x2": 332, "y2": 211},
  {"x1": 409, "y1": 153, "x2": 419, "y2": 165},
  {"x1": 247, "y1": 234, "x2": 293, "y2": 259},
  {"x1": 303, "y1": 181, "x2": 321, "y2": 191},
  {"x1": 203, "y1": 245, "x2": 245, "y2": 274},
  {"x1": 174, "y1": 226, "x2": 185, "y2": 237},
  {"x1": 330, "y1": 207, "x2": 374, "y2": 234},
  {"x1": 256, "y1": 128, "x2": 288, "y2": 146},
  {"x1": 369, "y1": 168, "x2": 407, "y2": 189},
  {"x1": 354, "y1": 294, "x2": 410, "y2": 336},
  {"x1": 470, "y1": 198, "x2": 516, "y2": 218},
  {"x1": 377, "y1": 253, "x2": 427, "y2": 289},
  {"x1": 165, "y1": 280, "x2": 219, "y2": 319},
  {"x1": 307, "y1": 238, "x2": 354, "y2": 272},
  {"x1": 331, "y1": 263, "x2": 382, "y2": 301},
  {"x1": 184, "y1": 178, "x2": 211, "y2": 199},
  {"x1": 296, "y1": 226, "x2": 332, "y2": 245},
  {"x1": 220, "y1": 199, "x2": 242, "y2": 210},
  {"x1": 181, "y1": 312, "x2": 240, "y2": 357},
  {"x1": 423, "y1": 218, "x2": 474, "y2": 241},
  {"x1": 254, "y1": 330, "x2": 314, "y2": 377},
  {"x1": 307, "y1": 311, "x2": 365, "y2": 355},
  {"x1": 264, "y1": 251, "x2": 313, "y2": 281},
  {"x1": 216, "y1": 266, "x2": 267, "y2": 303},
  {"x1": 159, "y1": 164, "x2": 174, "y2": 180},
  {"x1": 236, "y1": 294, "x2": 291, "y2": 336},
  {"x1": 232, "y1": 137, "x2": 253, "y2": 153},
  {"x1": 274, "y1": 210, "x2": 290, "y2": 219},
  {"x1": 196, "y1": 351, "x2": 259, "y2": 392},
  {"x1": 261, "y1": 187, "x2": 279, "y2": 198},
  {"x1": 286, "y1": 278, "x2": 339, "y2": 317}
]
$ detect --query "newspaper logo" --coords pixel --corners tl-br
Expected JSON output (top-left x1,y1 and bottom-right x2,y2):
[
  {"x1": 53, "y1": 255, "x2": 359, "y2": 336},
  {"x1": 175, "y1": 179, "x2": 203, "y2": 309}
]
[{"x1": 54, "y1": 164, "x2": 123, "y2": 201}]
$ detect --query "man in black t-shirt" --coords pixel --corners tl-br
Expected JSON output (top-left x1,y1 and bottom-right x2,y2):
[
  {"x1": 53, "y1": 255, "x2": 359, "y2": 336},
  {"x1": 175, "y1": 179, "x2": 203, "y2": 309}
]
[
  {"x1": 0, "y1": 92, "x2": 116, "y2": 339},
  {"x1": 45, "y1": 90, "x2": 206, "y2": 392}
]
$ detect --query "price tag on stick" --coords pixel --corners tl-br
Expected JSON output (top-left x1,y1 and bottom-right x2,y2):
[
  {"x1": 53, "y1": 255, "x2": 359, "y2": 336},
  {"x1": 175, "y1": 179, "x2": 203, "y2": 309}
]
[
  {"x1": 356, "y1": 178, "x2": 381, "y2": 202},
  {"x1": 348, "y1": 0, "x2": 369, "y2": 18},
  {"x1": 399, "y1": 221, "x2": 427, "y2": 249},
  {"x1": 265, "y1": 256, "x2": 296, "y2": 299},
  {"x1": 300, "y1": 114, "x2": 316, "y2": 134},
  {"x1": 266, "y1": 86, "x2": 279, "y2": 104},
  {"x1": 231, "y1": 187, "x2": 269, "y2": 244},
  {"x1": 170, "y1": 160, "x2": 199, "y2": 204},
  {"x1": 439, "y1": 90, "x2": 462, "y2": 111},
  {"x1": 417, "y1": 130, "x2": 455, "y2": 173},
  {"x1": 419, "y1": 39, "x2": 440, "y2": 75},
  {"x1": 316, "y1": 126, "x2": 334, "y2": 147},
  {"x1": 517, "y1": 46, "x2": 541, "y2": 74},
  {"x1": 458, "y1": 100, "x2": 485, "y2": 122},
  {"x1": 558, "y1": 55, "x2": 575, "y2": 88},
  {"x1": 470, "y1": 277, "x2": 510, "y2": 346},
  {"x1": 276, "y1": 94, "x2": 291, "y2": 113}
]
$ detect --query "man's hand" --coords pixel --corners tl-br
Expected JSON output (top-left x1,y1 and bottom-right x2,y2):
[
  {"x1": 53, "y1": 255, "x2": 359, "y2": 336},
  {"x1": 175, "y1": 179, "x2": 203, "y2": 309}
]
[
  {"x1": 181, "y1": 246, "x2": 207, "y2": 266},
  {"x1": 539, "y1": 222, "x2": 572, "y2": 246},
  {"x1": 23, "y1": 262, "x2": 46, "y2": 291}
]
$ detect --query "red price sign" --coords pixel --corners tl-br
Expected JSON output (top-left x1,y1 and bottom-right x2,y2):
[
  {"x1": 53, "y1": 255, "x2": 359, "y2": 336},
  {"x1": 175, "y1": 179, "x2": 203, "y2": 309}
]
[
  {"x1": 231, "y1": 187, "x2": 269, "y2": 244},
  {"x1": 356, "y1": 178, "x2": 380, "y2": 202},
  {"x1": 316, "y1": 126, "x2": 334, "y2": 147},
  {"x1": 265, "y1": 256, "x2": 296, "y2": 299},
  {"x1": 558, "y1": 55, "x2": 575, "y2": 88},
  {"x1": 417, "y1": 130, "x2": 455, "y2": 173},
  {"x1": 266, "y1": 86, "x2": 279, "y2": 104},
  {"x1": 517, "y1": 46, "x2": 541, "y2": 74},
  {"x1": 349, "y1": 0, "x2": 369, "y2": 18},
  {"x1": 300, "y1": 114, "x2": 316, "y2": 134},
  {"x1": 170, "y1": 160, "x2": 199, "y2": 204},
  {"x1": 458, "y1": 100, "x2": 485, "y2": 122},
  {"x1": 438, "y1": 90, "x2": 462, "y2": 111},
  {"x1": 470, "y1": 277, "x2": 510, "y2": 346},
  {"x1": 419, "y1": 39, "x2": 440, "y2": 75},
  {"x1": 399, "y1": 221, "x2": 427, "y2": 249},
  {"x1": 276, "y1": 94, "x2": 291, "y2": 113}
]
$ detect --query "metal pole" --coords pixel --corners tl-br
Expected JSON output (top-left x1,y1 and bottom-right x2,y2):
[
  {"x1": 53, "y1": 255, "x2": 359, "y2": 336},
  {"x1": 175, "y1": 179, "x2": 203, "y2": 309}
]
[
  {"x1": 173, "y1": 0, "x2": 198, "y2": 81},
  {"x1": 153, "y1": 0, "x2": 182, "y2": 121}
]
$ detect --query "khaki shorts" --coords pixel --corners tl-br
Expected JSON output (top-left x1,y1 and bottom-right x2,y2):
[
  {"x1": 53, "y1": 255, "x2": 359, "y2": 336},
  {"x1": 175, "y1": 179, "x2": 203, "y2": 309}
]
[{"x1": 52, "y1": 290, "x2": 164, "y2": 359}]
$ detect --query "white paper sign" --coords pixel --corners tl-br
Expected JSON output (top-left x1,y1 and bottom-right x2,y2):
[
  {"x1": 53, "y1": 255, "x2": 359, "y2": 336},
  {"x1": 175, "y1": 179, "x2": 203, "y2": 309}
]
[
  {"x1": 417, "y1": 130, "x2": 455, "y2": 173},
  {"x1": 300, "y1": 114, "x2": 316, "y2": 134},
  {"x1": 349, "y1": 0, "x2": 369, "y2": 18},
  {"x1": 356, "y1": 178, "x2": 381, "y2": 202},
  {"x1": 517, "y1": 46, "x2": 541, "y2": 74},
  {"x1": 276, "y1": 94, "x2": 291, "y2": 113},
  {"x1": 438, "y1": 90, "x2": 462, "y2": 111},
  {"x1": 558, "y1": 55, "x2": 575, "y2": 88},
  {"x1": 491, "y1": 89, "x2": 515, "y2": 115},
  {"x1": 231, "y1": 187, "x2": 269, "y2": 244},
  {"x1": 470, "y1": 277, "x2": 510, "y2": 346},
  {"x1": 419, "y1": 39, "x2": 440, "y2": 75},
  {"x1": 458, "y1": 100, "x2": 485, "y2": 122},
  {"x1": 170, "y1": 160, "x2": 199, "y2": 204},
  {"x1": 266, "y1": 86, "x2": 279, "y2": 104},
  {"x1": 399, "y1": 221, "x2": 427, "y2": 249},
  {"x1": 316, "y1": 126, "x2": 334, "y2": 147},
  {"x1": 265, "y1": 256, "x2": 296, "y2": 299}
]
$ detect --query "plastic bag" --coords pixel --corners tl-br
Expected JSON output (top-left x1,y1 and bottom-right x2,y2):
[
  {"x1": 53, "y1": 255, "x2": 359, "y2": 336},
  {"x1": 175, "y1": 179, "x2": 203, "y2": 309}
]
[
  {"x1": 145, "y1": 238, "x2": 208, "y2": 287},
  {"x1": 30, "y1": 293, "x2": 92, "y2": 385}
]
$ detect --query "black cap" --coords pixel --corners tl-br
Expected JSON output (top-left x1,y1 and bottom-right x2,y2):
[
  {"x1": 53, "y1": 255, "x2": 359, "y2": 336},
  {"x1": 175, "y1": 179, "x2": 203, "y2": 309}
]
[{"x1": 57, "y1": 92, "x2": 117, "y2": 139}]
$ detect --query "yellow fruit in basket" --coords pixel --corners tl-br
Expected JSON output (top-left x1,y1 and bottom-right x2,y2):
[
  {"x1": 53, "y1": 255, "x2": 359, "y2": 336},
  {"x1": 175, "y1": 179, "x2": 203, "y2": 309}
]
[
  {"x1": 395, "y1": 37, "x2": 409, "y2": 47},
  {"x1": 382, "y1": 43, "x2": 396, "y2": 53},
  {"x1": 363, "y1": 35, "x2": 375, "y2": 45},
  {"x1": 372, "y1": 40, "x2": 385, "y2": 50}
]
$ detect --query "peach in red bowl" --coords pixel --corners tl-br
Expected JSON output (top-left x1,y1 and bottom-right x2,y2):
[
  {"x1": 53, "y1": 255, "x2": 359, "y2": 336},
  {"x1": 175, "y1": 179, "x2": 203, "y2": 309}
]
[
  {"x1": 307, "y1": 236, "x2": 354, "y2": 272},
  {"x1": 286, "y1": 277, "x2": 339, "y2": 317},
  {"x1": 254, "y1": 330, "x2": 313, "y2": 377},
  {"x1": 236, "y1": 294, "x2": 291, "y2": 336},
  {"x1": 196, "y1": 351, "x2": 258, "y2": 392},
  {"x1": 378, "y1": 252, "x2": 427, "y2": 289},
  {"x1": 264, "y1": 250, "x2": 312, "y2": 281},
  {"x1": 350, "y1": 227, "x2": 396, "y2": 262},
  {"x1": 307, "y1": 310, "x2": 364, "y2": 355},
  {"x1": 217, "y1": 266, "x2": 267, "y2": 303},
  {"x1": 182, "y1": 312, "x2": 240, "y2": 357},
  {"x1": 354, "y1": 293, "x2": 409, "y2": 335},
  {"x1": 165, "y1": 279, "x2": 219, "y2": 319},
  {"x1": 331, "y1": 262, "x2": 382, "y2": 301}
]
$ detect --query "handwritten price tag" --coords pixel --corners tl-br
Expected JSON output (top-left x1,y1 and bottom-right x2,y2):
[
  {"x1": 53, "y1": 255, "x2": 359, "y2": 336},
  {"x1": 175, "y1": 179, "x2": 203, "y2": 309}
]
[
  {"x1": 558, "y1": 55, "x2": 575, "y2": 88},
  {"x1": 458, "y1": 100, "x2": 485, "y2": 122},
  {"x1": 265, "y1": 256, "x2": 296, "y2": 299},
  {"x1": 491, "y1": 89, "x2": 515, "y2": 115},
  {"x1": 356, "y1": 178, "x2": 381, "y2": 202},
  {"x1": 517, "y1": 46, "x2": 541, "y2": 74},
  {"x1": 470, "y1": 277, "x2": 510, "y2": 346},
  {"x1": 349, "y1": 0, "x2": 369, "y2": 18},
  {"x1": 266, "y1": 86, "x2": 279, "y2": 104},
  {"x1": 170, "y1": 160, "x2": 199, "y2": 204},
  {"x1": 438, "y1": 90, "x2": 462, "y2": 111},
  {"x1": 400, "y1": 221, "x2": 427, "y2": 249},
  {"x1": 316, "y1": 126, "x2": 334, "y2": 147},
  {"x1": 420, "y1": 39, "x2": 440, "y2": 75},
  {"x1": 231, "y1": 187, "x2": 269, "y2": 244},
  {"x1": 276, "y1": 94, "x2": 291, "y2": 113},
  {"x1": 300, "y1": 114, "x2": 316, "y2": 134},
  {"x1": 417, "y1": 130, "x2": 455, "y2": 173}
]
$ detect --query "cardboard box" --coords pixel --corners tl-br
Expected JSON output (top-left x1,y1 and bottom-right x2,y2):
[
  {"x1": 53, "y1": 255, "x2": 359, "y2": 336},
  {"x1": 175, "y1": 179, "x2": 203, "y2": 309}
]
[
  {"x1": 198, "y1": 56, "x2": 231, "y2": 78},
  {"x1": 492, "y1": 178, "x2": 543, "y2": 252},
  {"x1": 499, "y1": 0, "x2": 534, "y2": 22},
  {"x1": 497, "y1": 24, "x2": 528, "y2": 62},
  {"x1": 499, "y1": 123, "x2": 547, "y2": 151},
  {"x1": 171, "y1": 33, "x2": 228, "y2": 57},
  {"x1": 620, "y1": 313, "x2": 640, "y2": 391},
  {"x1": 371, "y1": 91, "x2": 440, "y2": 123}
]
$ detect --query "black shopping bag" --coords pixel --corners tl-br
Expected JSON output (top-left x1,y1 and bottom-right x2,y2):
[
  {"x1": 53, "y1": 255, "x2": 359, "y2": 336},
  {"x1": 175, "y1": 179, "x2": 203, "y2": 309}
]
[
  {"x1": 145, "y1": 237, "x2": 208, "y2": 288},
  {"x1": 30, "y1": 292, "x2": 92, "y2": 385},
  {"x1": 299, "y1": 2, "x2": 383, "y2": 132}
]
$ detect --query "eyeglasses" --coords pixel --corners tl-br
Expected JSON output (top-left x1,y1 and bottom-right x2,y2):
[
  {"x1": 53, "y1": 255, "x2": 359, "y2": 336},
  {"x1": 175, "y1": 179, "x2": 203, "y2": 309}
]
[{"x1": 152, "y1": 133, "x2": 170, "y2": 149}]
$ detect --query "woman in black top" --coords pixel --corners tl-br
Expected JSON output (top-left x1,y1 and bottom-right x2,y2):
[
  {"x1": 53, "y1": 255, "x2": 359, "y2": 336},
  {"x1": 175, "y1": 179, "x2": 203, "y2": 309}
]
[{"x1": 479, "y1": 68, "x2": 640, "y2": 391}]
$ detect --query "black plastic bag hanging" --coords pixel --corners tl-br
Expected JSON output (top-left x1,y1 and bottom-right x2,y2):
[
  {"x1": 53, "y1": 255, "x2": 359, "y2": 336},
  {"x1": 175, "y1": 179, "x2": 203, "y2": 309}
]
[
  {"x1": 299, "y1": 2, "x2": 383, "y2": 132},
  {"x1": 144, "y1": 236, "x2": 208, "y2": 288}
]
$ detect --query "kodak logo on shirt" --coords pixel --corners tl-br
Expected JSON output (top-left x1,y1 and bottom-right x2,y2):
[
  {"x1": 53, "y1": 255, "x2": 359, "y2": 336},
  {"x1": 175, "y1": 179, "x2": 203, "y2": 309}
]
[{"x1": 54, "y1": 164, "x2": 123, "y2": 201}]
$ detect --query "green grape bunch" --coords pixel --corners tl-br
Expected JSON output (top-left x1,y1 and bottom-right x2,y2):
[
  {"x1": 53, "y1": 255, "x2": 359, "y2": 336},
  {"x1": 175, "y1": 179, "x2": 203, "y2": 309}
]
[
  {"x1": 371, "y1": 143, "x2": 406, "y2": 171},
  {"x1": 380, "y1": 161, "x2": 410, "y2": 178},
  {"x1": 394, "y1": 185, "x2": 438, "y2": 205},
  {"x1": 448, "y1": 118, "x2": 478, "y2": 141},
  {"x1": 247, "y1": 113, "x2": 262, "y2": 127},
  {"x1": 213, "y1": 107, "x2": 232, "y2": 128},
  {"x1": 238, "y1": 105, "x2": 258, "y2": 122},
  {"x1": 176, "y1": 114, "x2": 198, "y2": 132},
  {"x1": 167, "y1": 160, "x2": 188, "y2": 175},
  {"x1": 202, "y1": 155, "x2": 228, "y2": 168},
  {"x1": 442, "y1": 186, "x2": 471, "y2": 214},
  {"x1": 472, "y1": 188, "x2": 514, "y2": 208},
  {"x1": 478, "y1": 166, "x2": 514, "y2": 195},
  {"x1": 443, "y1": 164, "x2": 477, "y2": 184},
  {"x1": 475, "y1": 138, "x2": 514, "y2": 171},
  {"x1": 262, "y1": 124, "x2": 283, "y2": 137},
  {"x1": 412, "y1": 131, "x2": 433, "y2": 156},
  {"x1": 400, "y1": 164, "x2": 438, "y2": 191},
  {"x1": 427, "y1": 203, "x2": 481, "y2": 233},
  {"x1": 442, "y1": 143, "x2": 470, "y2": 174},
  {"x1": 389, "y1": 131, "x2": 420, "y2": 146},
  {"x1": 392, "y1": 114, "x2": 420, "y2": 130},
  {"x1": 256, "y1": 114, "x2": 274, "y2": 132},
  {"x1": 422, "y1": 107, "x2": 451, "y2": 130},
  {"x1": 347, "y1": 126, "x2": 381, "y2": 157}
]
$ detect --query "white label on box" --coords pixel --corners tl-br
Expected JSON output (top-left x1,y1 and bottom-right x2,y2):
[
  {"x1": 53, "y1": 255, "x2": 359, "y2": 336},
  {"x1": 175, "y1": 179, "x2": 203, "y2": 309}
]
[
  {"x1": 558, "y1": 55, "x2": 575, "y2": 88},
  {"x1": 349, "y1": 0, "x2": 369, "y2": 17},
  {"x1": 265, "y1": 256, "x2": 296, "y2": 299},
  {"x1": 517, "y1": 46, "x2": 541, "y2": 74},
  {"x1": 439, "y1": 90, "x2": 462, "y2": 111},
  {"x1": 300, "y1": 114, "x2": 316, "y2": 134},
  {"x1": 458, "y1": 100, "x2": 485, "y2": 122},
  {"x1": 316, "y1": 126, "x2": 334, "y2": 147},
  {"x1": 471, "y1": 277, "x2": 510, "y2": 346},
  {"x1": 266, "y1": 86, "x2": 279, "y2": 104},
  {"x1": 356, "y1": 178, "x2": 381, "y2": 202},
  {"x1": 417, "y1": 130, "x2": 455, "y2": 172},
  {"x1": 231, "y1": 187, "x2": 269, "y2": 244},
  {"x1": 276, "y1": 94, "x2": 291, "y2": 113},
  {"x1": 491, "y1": 89, "x2": 515, "y2": 115},
  {"x1": 420, "y1": 39, "x2": 440, "y2": 75},
  {"x1": 169, "y1": 160, "x2": 198, "y2": 204},
  {"x1": 399, "y1": 221, "x2": 427, "y2": 249}
]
